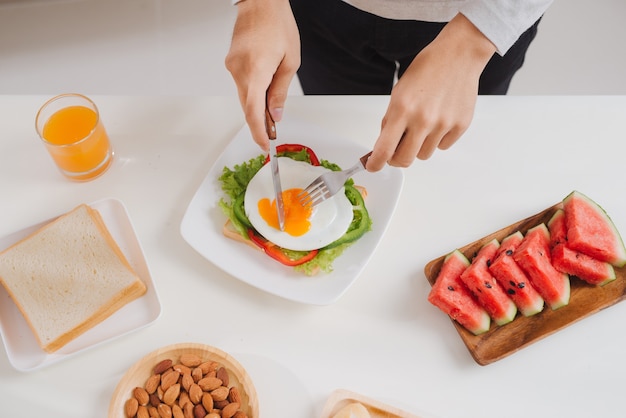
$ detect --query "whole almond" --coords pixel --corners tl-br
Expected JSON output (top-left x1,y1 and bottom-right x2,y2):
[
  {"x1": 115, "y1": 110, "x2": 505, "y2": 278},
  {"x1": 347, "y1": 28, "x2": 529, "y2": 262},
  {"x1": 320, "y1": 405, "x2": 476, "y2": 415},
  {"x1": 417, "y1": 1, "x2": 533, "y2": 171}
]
[
  {"x1": 146, "y1": 374, "x2": 161, "y2": 394},
  {"x1": 180, "y1": 353, "x2": 202, "y2": 368},
  {"x1": 210, "y1": 386, "x2": 229, "y2": 402},
  {"x1": 163, "y1": 383, "x2": 181, "y2": 406},
  {"x1": 173, "y1": 364, "x2": 191, "y2": 375},
  {"x1": 150, "y1": 394, "x2": 161, "y2": 408},
  {"x1": 125, "y1": 397, "x2": 139, "y2": 418},
  {"x1": 214, "y1": 399, "x2": 229, "y2": 409},
  {"x1": 199, "y1": 361, "x2": 218, "y2": 375},
  {"x1": 137, "y1": 405, "x2": 150, "y2": 418},
  {"x1": 198, "y1": 376, "x2": 222, "y2": 392},
  {"x1": 216, "y1": 367, "x2": 230, "y2": 387},
  {"x1": 232, "y1": 412, "x2": 247, "y2": 418},
  {"x1": 178, "y1": 391, "x2": 191, "y2": 409},
  {"x1": 188, "y1": 383, "x2": 203, "y2": 405},
  {"x1": 181, "y1": 373, "x2": 194, "y2": 392},
  {"x1": 221, "y1": 402, "x2": 240, "y2": 418},
  {"x1": 191, "y1": 366, "x2": 203, "y2": 383},
  {"x1": 192, "y1": 404, "x2": 206, "y2": 418},
  {"x1": 183, "y1": 402, "x2": 194, "y2": 418},
  {"x1": 154, "y1": 359, "x2": 173, "y2": 375},
  {"x1": 228, "y1": 387, "x2": 241, "y2": 404},
  {"x1": 172, "y1": 404, "x2": 184, "y2": 418},
  {"x1": 205, "y1": 414, "x2": 220, "y2": 418},
  {"x1": 158, "y1": 403, "x2": 173, "y2": 418},
  {"x1": 161, "y1": 370, "x2": 181, "y2": 392},
  {"x1": 201, "y1": 392, "x2": 214, "y2": 412},
  {"x1": 134, "y1": 386, "x2": 150, "y2": 406},
  {"x1": 148, "y1": 406, "x2": 160, "y2": 418}
]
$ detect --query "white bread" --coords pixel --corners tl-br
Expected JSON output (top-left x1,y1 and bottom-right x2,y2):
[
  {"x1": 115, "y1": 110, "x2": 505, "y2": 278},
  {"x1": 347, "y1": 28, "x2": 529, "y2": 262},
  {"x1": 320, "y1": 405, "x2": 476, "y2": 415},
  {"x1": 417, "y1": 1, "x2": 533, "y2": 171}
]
[{"x1": 0, "y1": 204, "x2": 146, "y2": 353}]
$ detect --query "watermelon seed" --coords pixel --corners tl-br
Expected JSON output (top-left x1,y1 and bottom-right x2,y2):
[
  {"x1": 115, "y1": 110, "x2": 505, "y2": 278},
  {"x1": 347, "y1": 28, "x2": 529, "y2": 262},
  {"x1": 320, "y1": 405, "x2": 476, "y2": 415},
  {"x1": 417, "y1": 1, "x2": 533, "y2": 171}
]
[
  {"x1": 486, "y1": 259, "x2": 492, "y2": 267},
  {"x1": 507, "y1": 289, "x2": 516, "y2": 295},
  {"x1": 518, "y1": 282, "x2": 525, "y2": 289},
  {"x1": 509, "y1": 280, "x2": 516, "y2": 287},
  {"x1": 484, "y1": 282, "x2": 492, "y2": 289},
  {"x1": 505, "y1": 249, "x2": 513, "y2": 256},
  {"x1": 447, "y1": 285, "x2": 454, "y2": 291}
]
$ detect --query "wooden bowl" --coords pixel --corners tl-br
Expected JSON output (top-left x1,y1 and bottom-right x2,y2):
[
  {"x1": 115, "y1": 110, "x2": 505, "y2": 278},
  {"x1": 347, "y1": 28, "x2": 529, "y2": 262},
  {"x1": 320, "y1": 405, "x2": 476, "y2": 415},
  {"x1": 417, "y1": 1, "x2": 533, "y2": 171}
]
[
  {"x1": 320, "y1": 389, "x2": 420, "y2": 418},
  {"x1": 108, "y1": 342, "x2": 259, "y2": 417},
  {"x1": 424, "y1": 203, "x2": 626, "y2": 366}
]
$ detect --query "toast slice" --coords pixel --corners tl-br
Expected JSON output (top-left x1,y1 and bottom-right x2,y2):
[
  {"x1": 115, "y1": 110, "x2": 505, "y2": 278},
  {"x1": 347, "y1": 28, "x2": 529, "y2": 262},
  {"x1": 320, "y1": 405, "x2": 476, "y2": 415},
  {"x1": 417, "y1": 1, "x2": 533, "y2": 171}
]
[{"x1": 0, "y1": 204, "x2": 147, "y2": 353}]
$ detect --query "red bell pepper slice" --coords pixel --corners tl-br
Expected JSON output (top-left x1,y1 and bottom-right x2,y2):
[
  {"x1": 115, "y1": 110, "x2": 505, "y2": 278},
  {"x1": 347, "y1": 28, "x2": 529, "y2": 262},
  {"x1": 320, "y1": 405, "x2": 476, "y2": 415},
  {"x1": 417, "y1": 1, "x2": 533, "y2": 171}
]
[
  {"x1": 264, "y1": 143, "x2": 320, "y2": 166},
  {"x1": 247, "y1": 229, "x2": 318, "y2": 266}
]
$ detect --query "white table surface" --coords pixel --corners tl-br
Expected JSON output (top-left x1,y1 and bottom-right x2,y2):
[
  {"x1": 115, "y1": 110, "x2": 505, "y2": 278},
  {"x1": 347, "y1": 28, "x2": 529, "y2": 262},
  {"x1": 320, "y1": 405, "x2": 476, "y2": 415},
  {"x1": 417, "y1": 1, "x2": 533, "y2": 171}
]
[{"x1": 0, "y1": 95, "x2": 625, "y2": 418}]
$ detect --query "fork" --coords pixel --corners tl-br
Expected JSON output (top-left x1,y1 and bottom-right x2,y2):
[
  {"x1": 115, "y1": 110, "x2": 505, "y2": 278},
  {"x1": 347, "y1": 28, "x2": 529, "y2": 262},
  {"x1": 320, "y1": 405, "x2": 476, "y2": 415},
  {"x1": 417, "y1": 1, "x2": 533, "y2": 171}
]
[{"x1": 298, "y1": 151, "x2": 372, "y2": 207}]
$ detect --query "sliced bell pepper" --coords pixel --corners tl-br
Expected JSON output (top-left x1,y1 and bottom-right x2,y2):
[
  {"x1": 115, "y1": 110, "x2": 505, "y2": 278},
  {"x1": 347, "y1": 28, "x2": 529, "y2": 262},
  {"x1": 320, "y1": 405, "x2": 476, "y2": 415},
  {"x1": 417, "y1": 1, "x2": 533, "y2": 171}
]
[
  {"x1": 264, "y1": 143, "x2": 320, "y2": 166},
  {"x1": 247, "y1": 229, "x2": 319, "y2": 266}
]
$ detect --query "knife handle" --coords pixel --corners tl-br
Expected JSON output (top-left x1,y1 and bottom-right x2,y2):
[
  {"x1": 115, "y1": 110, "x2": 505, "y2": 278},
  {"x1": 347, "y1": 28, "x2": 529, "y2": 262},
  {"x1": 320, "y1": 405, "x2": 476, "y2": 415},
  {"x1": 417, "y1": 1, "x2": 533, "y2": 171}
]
[{"x1": 264, "y1": 108, "x2": 277, "y2": 140}]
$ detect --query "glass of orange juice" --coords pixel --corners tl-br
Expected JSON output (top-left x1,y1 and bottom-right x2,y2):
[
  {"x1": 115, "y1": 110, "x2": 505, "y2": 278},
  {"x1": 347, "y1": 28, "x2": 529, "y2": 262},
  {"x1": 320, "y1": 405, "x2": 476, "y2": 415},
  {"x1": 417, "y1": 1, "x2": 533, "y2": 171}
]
[{"x1": 35, "y1": 93, "x2": 113, "y2": 181}]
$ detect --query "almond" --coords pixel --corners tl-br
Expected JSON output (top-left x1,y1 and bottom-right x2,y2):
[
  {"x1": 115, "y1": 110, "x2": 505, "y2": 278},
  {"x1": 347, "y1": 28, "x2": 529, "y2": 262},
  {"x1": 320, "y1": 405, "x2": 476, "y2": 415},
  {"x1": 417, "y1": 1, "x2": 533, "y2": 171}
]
[
  {"x1": 183, "y1": 402, "x2": 194, "y2": 418},
  {"x1": 179, "y1": 353, "x2": 202, "y2": 368},
  {"x1": 221, "y1": 402, "x2": 240, "y2": 418},
  {"x1": 205, "y1": 414, "x2": 220, "y2": 418},
  {"x1": 216, "y1": 367, "x2": 230, "y2": 387},
  {"x1": 146, "y1": 374, "x2": 161, "y2": 394},
  {"x1": 199, "y1": 361, "x2": 218, "y2": 375},
  {"x1": 192, "y1": 404, "x2": 206, "y2": 418},
  {"x1": 178, "y1": 391, "x2": 191, "y2": 409},
  {"x1": 125, "y1": 397, "x2": 139, "y2": 418},
  {"x1": 137, "y1": 405, "x2": 150, "y2": 418},
  {"x1": 163, "y1": 383, "x2": 181, "y2": 406},
  {"x1": 201, "y1": 392, "x2": 214, "y2": 412},
  {"x1": 154, "y1": 359, "x2": 173, "y2": 375},
  {"x1": 173, "y1": 364, "x2": 191, "y2": 375},
  {"x1": 134, "y1": 386, "x2": 150, "y2": 406},
  {"x1": 228, "y1": 387, "x2": 241, "y2": 404},
  {"x1": 198, "y1": 376, "x2": 222, "y2": 392},
  {"x1": 181, "y1": 373, "x2": 194, "y2": 392},
  {"x1": 172, "y1": 405, "x2": 184, "y2": 418},
  {"x1": 232, "y1": 412, "x2": 247, "y2": 418},
  {"x1": 150, "y1": 393, "x2": 161, "y2": 408},
  {"x1": 191, "y1": 366, "x2": 203, "y2": 383},
  {"x1": 148, "y1": 406, "x2": 160, "y2": 418},
  {"x1": 161, "y1": 370, "x2": 181, "y2": 392},
  {"x1": 188, "y1": 383, "x2": 203, "y2": 405},
  {"x1": 158, "y1": 403, "x2": 173, "y2": 418},
  {"x1": 210, "y1": 386, "x2": 229, "y2": 402}
]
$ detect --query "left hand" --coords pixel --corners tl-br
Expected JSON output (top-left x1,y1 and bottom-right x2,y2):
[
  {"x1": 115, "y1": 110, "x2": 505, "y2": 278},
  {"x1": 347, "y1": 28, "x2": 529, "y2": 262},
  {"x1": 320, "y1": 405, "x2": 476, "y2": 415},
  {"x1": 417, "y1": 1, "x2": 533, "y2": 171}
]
[{"x1": 366, "y1": 14, "x2": 497, "y2": 171}]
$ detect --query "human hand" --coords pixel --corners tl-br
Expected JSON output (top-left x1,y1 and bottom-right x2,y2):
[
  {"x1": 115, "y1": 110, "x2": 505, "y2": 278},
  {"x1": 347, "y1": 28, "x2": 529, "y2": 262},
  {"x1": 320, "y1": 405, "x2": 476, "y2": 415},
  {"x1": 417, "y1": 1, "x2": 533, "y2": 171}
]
[
  {"x1": 366, "y1": 14, "x2": 497, "y2": 171},
  {"x1": 225, "y1": 0, "x2": 300, "y2": 151}
]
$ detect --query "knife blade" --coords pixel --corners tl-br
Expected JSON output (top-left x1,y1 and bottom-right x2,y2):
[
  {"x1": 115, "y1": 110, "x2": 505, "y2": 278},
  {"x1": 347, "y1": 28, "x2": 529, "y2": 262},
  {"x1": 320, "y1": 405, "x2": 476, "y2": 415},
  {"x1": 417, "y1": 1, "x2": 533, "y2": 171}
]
[{"x1": 264, "y1": 108, "x2": 285, "y2": 231}]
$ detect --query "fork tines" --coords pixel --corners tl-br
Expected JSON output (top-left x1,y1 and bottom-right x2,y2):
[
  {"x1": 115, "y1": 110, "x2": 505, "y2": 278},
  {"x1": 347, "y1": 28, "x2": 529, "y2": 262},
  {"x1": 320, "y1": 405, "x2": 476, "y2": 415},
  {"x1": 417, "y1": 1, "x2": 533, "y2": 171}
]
[{"x1": 297, "y1": 184, "x2": 329, "y2": 207}]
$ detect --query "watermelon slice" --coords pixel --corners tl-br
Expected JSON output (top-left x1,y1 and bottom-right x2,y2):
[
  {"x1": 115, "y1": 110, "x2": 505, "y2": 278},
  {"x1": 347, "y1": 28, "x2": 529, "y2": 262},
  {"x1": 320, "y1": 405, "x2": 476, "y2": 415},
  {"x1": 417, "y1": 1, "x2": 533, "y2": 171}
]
[
  {"x1": 563, "y1": 191, "x2": 626, "y2": 267},
  {"x1": 548, "y1": 209, "x2": 616, "y2": 286},
  {"x1": 459, "y1": 239, "x2": 517, "y2": 325},
  {"x1": 514, "y1": 224, "x2": 571, "y2": 310},
  {"x1": 489, "y1": 231, "x2": 545, "y2": 316},
  {"x1": 428, "y1": 250, "x2": 491, "y2": 335}
]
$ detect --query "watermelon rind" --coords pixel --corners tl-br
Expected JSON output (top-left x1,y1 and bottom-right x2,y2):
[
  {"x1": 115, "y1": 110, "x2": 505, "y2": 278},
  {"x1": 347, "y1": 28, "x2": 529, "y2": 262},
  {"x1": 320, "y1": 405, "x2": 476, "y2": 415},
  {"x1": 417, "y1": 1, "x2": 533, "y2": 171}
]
[
  {"x1": 563, "y1": 190, "x2": 626, "y2": 267},
  {"x1": 428, "y1": 250, "x2": 491, "y2": 335}
]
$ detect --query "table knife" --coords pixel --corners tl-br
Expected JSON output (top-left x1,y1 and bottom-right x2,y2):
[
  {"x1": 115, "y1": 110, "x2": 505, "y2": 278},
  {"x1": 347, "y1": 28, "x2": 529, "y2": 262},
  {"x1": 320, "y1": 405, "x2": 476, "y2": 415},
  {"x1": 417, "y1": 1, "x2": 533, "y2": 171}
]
[{"x1": 264, "y1": 108, "x2": 285, "y2": 231}]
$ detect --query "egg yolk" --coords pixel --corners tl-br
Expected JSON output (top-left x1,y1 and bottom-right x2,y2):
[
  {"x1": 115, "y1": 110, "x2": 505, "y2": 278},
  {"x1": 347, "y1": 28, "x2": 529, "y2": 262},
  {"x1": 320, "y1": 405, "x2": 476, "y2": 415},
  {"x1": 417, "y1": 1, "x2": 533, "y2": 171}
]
[{"x1": 258, "y1": 188, "x2": 312, "y2": 236}]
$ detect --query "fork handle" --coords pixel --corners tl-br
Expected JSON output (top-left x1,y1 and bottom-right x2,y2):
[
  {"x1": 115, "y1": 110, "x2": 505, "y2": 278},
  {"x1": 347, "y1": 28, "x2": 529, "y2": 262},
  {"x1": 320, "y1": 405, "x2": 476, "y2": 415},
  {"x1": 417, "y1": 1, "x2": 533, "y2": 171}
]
[{"x1": 359, "y1": 151, "x2": 373, "y2": 168}]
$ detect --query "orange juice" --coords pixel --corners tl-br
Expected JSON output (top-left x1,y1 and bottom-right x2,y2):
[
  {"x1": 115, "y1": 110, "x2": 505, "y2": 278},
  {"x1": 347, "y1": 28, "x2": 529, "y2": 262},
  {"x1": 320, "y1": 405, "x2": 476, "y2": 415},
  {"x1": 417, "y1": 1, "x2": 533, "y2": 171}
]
[{"x1": 36, "y1": 94, "x2": 113, "y2": 181}]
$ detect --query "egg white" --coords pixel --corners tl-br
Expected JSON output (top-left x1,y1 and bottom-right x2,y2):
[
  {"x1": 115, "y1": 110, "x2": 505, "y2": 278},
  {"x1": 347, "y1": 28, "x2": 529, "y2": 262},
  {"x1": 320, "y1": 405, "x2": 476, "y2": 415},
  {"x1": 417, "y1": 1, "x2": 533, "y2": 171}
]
[{"x1": 244, "y1": 157, "x2": 353, "y2": 251}]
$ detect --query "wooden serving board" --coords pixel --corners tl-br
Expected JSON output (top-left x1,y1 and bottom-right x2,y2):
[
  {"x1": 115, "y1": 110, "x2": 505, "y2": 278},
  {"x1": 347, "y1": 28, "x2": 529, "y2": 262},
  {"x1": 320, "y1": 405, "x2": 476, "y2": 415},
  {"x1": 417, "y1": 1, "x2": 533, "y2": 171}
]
[
  {"x1": 108, "y1": 342, "x2": 259, "y2": 418},
  {"x1": 424, "y1": 203, "x2": 626, "y2": 366},
  {"x1": 320, "y1": 389, "x2": 421, "y2": 418}
]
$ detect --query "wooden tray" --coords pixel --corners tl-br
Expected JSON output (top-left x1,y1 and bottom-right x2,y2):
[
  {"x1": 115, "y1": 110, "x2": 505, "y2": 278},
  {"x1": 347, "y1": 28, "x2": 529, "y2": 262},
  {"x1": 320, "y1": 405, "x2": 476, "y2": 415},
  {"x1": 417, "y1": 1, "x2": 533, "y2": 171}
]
[
  {"x1": 320, "y1": 388, "x2": 421, "y2": 418},
  {"x1": 108, "y1": 342, "x2": 259, "y2": 417},
  {"x1": 424, "y1": 203, "x2": 626, "y2": 366}
]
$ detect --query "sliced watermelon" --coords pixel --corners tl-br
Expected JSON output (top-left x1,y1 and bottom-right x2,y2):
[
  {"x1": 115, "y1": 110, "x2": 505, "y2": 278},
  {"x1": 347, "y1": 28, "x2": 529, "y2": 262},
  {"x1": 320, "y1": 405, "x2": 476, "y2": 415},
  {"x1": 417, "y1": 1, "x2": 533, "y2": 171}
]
[
  {"x1": 514, "y1": 224, "x2": 571, "y2": 310},
  {"x1": 563, "y1": 191, "x2": 626, "y2": 267},
  {"x1": 428, "y1": 250, "x2": 491, "y2": 335},
  {"x1": 548, "y1": 209, "x2": 616, "y2": 286},
  {"x1": 459, "y1": 239, "x2": 517, "y2": 325},
  {"x1": 489, "y1": 231, "x2": 545, "y2": 317}
]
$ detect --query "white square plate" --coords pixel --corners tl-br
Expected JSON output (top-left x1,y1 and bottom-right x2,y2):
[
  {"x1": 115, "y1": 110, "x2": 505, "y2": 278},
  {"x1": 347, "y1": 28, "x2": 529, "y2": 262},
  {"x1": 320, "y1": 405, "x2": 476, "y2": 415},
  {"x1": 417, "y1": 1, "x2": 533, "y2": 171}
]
[
  {"x1": 180, "y1": 118, "x2": 404, "y2": 305},
  {"x1": 0, "y1": 198, "x2": 161, "y2": 371}
]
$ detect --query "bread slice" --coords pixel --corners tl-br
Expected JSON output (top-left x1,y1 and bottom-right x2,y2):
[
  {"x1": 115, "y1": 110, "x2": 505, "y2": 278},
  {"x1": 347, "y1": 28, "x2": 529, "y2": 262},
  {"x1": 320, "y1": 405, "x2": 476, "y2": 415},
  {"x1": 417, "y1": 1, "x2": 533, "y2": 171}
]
[{"x1": 0, "y1": 204, "x2": 147, "y2": 353}]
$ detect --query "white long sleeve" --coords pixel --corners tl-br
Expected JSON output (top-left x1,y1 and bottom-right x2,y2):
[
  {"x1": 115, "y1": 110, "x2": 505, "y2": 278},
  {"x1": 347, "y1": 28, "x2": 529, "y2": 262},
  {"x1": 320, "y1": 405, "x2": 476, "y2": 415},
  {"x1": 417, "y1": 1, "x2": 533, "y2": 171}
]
[{"x1": 342, "y1": 0, "x2": 553, "y2": 54}]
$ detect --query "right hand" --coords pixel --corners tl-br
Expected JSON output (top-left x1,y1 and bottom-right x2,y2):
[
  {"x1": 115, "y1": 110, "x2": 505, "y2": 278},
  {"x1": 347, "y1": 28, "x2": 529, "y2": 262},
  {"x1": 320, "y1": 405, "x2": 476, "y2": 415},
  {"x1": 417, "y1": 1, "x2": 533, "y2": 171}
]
[{"x1": 225, "y1": 0, "x2": 300, "y2": 152}]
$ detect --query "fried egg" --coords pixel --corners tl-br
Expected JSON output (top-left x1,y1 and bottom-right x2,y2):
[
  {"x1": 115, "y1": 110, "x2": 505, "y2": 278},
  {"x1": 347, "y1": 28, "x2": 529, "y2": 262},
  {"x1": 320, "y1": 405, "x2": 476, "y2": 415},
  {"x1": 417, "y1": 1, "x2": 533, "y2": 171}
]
[{"x1": 245, "y1": 157, "x2": 353, "y2": 251}]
